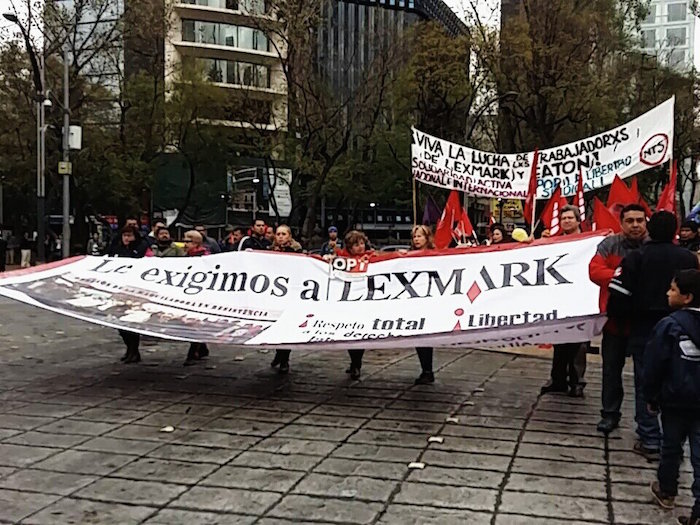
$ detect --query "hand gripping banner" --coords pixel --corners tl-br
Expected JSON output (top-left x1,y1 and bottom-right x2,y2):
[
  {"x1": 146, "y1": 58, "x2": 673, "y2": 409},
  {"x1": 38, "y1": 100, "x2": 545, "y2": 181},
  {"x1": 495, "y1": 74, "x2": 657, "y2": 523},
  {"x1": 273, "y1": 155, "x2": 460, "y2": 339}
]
[
  {"x1": 412, "y1": 97, "x2": 674, "y2": 199},
  {"x1": 0, "y1": 233, "x2": 608, "y2": 349}
]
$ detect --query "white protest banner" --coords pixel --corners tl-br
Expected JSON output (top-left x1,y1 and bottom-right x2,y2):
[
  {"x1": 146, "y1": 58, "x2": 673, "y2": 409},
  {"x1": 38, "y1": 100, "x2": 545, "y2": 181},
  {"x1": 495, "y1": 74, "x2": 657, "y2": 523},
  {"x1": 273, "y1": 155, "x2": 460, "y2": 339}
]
[
  {"x1": 412, "y1": 97, "x2": 674, "y2": 199},
  {"x1": 0, "y1": 233, "x2": 608, "y2": 349}
]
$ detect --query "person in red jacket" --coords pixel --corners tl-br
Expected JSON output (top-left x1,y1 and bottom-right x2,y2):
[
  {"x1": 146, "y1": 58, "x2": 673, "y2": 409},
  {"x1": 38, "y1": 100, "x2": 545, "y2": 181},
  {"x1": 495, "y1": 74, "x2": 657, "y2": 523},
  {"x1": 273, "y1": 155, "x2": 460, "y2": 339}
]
[{"x1": 589, "y1": 203, "x2": 647, "y2": 434}]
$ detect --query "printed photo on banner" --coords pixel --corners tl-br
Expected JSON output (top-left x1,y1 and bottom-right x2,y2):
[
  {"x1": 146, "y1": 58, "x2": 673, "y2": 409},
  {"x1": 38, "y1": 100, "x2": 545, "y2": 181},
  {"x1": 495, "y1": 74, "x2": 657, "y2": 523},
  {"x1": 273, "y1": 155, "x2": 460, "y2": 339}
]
[{"x1": 411, "y1": 97, "x2": 674, "y2": 199}]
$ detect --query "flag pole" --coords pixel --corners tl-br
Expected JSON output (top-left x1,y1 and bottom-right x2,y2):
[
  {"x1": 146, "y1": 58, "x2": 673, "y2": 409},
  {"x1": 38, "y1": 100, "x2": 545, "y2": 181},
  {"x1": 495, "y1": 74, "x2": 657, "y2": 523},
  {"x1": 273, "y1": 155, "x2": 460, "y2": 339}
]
[{"x1": 412, "y1": 178, "x2": 417, "y2": 227}]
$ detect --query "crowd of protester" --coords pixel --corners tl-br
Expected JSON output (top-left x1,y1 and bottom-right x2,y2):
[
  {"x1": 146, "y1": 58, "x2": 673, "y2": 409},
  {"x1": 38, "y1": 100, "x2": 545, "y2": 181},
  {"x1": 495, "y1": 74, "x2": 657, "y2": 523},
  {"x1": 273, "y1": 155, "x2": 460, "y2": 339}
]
[{"x1": 6, "y1": 204, "x2": 700, "y2": 522}]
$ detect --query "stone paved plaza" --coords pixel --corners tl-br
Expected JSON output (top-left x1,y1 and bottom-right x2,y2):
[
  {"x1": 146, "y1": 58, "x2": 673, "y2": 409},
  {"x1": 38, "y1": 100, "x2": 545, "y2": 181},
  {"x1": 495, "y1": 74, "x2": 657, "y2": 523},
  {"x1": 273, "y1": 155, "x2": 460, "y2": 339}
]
[{"x1": 0, "y1": 297, "x2": 693, "y2": 524}]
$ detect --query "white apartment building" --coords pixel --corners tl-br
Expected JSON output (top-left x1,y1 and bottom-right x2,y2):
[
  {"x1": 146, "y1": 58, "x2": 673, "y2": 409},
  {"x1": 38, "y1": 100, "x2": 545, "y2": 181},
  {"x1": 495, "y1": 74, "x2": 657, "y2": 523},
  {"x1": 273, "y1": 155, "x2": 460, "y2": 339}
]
[
  {"x1": 165, "y1": 0, "x2": 288, "y2": 130},
  {"x1": 640, "y1": 1, "x2": 699, "y2": 71}
]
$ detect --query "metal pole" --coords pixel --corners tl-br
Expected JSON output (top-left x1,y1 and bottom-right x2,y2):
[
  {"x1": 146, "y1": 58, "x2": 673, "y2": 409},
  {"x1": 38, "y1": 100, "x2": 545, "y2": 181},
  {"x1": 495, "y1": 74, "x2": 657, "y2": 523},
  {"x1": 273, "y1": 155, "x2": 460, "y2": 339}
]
[
  {"x1": 37, "y1": 56, "x2": 46, "y2": 264},
  {"x1": 253, "y1": 189, "x2": 257, "y2": 222},
  {"x1": 62, "y1": 45, "x2": 70, "y2": 258},
  {"x1": 0, "y1": 178, "x2": 4, "y2": 225}
]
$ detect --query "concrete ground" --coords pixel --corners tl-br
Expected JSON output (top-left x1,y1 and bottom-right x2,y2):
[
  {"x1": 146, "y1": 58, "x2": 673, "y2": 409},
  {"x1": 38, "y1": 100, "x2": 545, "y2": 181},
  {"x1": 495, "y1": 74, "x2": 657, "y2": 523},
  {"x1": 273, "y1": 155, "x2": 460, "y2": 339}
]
[{"x1": 0, "y1": 297, "x2": 693, "y2": 524}]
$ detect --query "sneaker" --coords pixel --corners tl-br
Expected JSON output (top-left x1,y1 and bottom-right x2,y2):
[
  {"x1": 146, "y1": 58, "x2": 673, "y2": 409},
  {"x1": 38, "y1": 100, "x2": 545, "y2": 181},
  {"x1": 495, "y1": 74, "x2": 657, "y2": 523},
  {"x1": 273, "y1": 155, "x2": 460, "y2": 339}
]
[
  {"x1": 414, "y1": 371, "x2": 435, "y2": 385},
  {"x1": 650, "y1": 481, "x2": 675, "y2": 509},
  {"x1": 539, "y1": 382, "x2": 568, "y2": 395},
  {"x1": 677, "y1": 516, "x2": 700, "y2": 525},
  {"x1": 596, "y1": 417, "x2": 619, "y2": 434},
  {"x1": 633, "y1": 441, "x2": 660, "y2": 462}
]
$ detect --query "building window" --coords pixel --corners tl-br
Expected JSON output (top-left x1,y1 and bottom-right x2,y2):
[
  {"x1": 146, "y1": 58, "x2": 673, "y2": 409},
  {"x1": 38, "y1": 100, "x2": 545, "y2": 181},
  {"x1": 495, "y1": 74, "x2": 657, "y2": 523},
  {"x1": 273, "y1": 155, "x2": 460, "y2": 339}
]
[
  {"x1": 667, "y1": 3, "x2": 687, "y2": 22},
  {"x1": 643, "y1": 4, "x2": 656, "y2": 23},
  {"x1": 641, "y1": 29, "x2": 656, "y2": 48},
  {"x1": 192, "y1": 57, "x2": 270, "y2": 88},
  {"x1": 668, "y1": 48, "x2": 686, "y2": 67},
  {"x1": 666, "y1": 27, "x2": 687, "y2": 46},
  {"x1": 181, "y1": 20, "x2": 269, "y2": 51},
  {"x1": 408, "y1": 0, "x2": 414, "y2": 8}
]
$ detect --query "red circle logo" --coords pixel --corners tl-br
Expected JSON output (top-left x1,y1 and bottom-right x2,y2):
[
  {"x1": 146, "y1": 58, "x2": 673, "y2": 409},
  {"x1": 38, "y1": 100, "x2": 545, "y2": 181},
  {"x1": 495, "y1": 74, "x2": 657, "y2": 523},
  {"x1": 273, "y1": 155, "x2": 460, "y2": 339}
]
[{"x1": 639, "y1": 133, "x2": 669, "y2": 166}]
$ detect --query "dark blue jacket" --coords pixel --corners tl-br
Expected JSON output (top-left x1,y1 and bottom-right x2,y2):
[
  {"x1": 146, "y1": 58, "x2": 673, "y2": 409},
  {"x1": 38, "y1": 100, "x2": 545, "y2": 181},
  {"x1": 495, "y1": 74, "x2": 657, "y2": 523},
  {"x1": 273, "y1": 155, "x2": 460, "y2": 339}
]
[{"x1": 644, "y1": 309, "x2": 700, "y2": 411}]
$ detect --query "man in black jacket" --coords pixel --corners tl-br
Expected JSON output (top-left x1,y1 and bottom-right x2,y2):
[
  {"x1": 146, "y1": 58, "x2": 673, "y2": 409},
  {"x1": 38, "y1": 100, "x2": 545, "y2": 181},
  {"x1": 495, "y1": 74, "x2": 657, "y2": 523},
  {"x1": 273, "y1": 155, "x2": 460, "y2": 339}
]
[
  {"x1": 608, "y1": 211, "x2": 699, "y2": 459},
  {"x1": 680, "y1": 221, "x2": 700, "y2": 253},
  {"x1": 239, "y1": 219, "x2": 271, "y2": 251},
  {"x1": 644, "y1": 270, "x2": 700, "y2": 524}
]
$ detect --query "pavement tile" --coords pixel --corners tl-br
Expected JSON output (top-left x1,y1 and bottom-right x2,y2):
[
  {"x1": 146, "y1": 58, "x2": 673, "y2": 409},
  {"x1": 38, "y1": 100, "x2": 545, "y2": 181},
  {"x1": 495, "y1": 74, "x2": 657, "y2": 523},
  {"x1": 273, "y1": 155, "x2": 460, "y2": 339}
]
[
  {"x1": 170, "y1": 486, "x2": 281, "y2": 514},
  {"x1": 252, "y1": 437, "x2": 338, "y2": 456},
  {"x1": 313, "y1": 458, "x2": 407, "y2": 480},
  {"x1": 421, "y1": 449, "x2": 511, "y2": 471},
  {"x1": 273, "y1": 424, "x2": 355, "y2": 441},
  {"x1": 3, "y1": 431, "x2": 89, "y2": 449},
  {"x1": 511, "y1": 458, "x2": 606, "y2": 481},
  {"x1": 0, "y1": 443, "x2": 58, "y2": 467},
  {"x1": 505, "y1": 473, "x2": 606, "y2": 499},
  {"x1": 268, "y1": 494, "x2": 383, "y2": 524},
  {"x1": 331, "y1": 443, "x2": 421, "y2": 463},
  {"x1": 431, "y1": 436, "x2": 518, "y2": 455},
  {"x1": 32, "y1": 449, "x2": 135, "y2": 475},
  {"x1": 7, "y1": 403, "x2": 85, "y2": 418},
  {"x1": 521, "y1": 431, "x2": 605, "y2": 449},
  {"x1": 0, "y1": 469, "x2": 97, "y2": 496},
  {"x1": 347, "y1": 429, "x2": 428, "y2": 448},
  {"x1": 394, "y1": 481, "x2": 497, "y2": 511},
  {"x1": 22, "y1": 497, "x2": 155, "y2": 524},
  {"x1": 517, "y1": 443, "x2": 605, "y2": 464},
  {"x1": 0, "y1": 429, "x2": 21, "y2": 441},
  {"x1": 223, "y1": 408, "x2": 300, "y2": 424},
  {"x1": 612, "y1": 501, "x2": 687, "y2": 524},
  {"x1": 292, "y1": 473, "x2": 399, "y2": 501},
  {"x1": 293, "y1": 414, "x2": 368, "y2": 428},
  {"x1": 0, "y1": 414, "x2": 55, "y2": 431},
  {"x1": 105, "y1": 423, "x2": 189, "y2": 442},
  {"x1": 0, "y1": 487, "x2": 59, "y2": 522},
  {"x1": 71, "y1": 407, "x2": 150, "y2": 424},
  {"x1": 494, "y1": 515, "x2": 600, "y2": 524},
  {"x1": 230, "y1": 451, "x2": 320, "y2": 471},
  {"x1": 147, "y1": 443, "x2": 241, "y2": 464},
  {"x1": 204, "y1": 418, "x2": 284, "y2": 437},
  {"x1": 363, "y1": 419, "x2": 443, "y2": 434},
  {"x1": 201, "y1": 466, "x2": 305, "y2": 492},
  {"x1": 110, "y1": 457, "x2": 218, "y2": 484},
  {"x1": 499, "y1": 491, "x2": 609, "y2": 522},
  {"x1": 408, "y1": 465, "x2": 504, "y2": 487},
  {"x1": 176, "y1": 430, "x2": 260, "y2": 449},
  {"x1": 35, "y1": 418, "x2": 117, "y2": 436},
  {"x1": 144, "y1": 509, "x2": 256, "y2": 524},
  {"x1": 377, "y1": 504, "x2": 492, "y2": 524},
  {"x1": 75, "y1": 436, "x2": 162, "y2": 456},
  {"x1": 74, "y1": 477, "x2": 188, "y2": 505}
]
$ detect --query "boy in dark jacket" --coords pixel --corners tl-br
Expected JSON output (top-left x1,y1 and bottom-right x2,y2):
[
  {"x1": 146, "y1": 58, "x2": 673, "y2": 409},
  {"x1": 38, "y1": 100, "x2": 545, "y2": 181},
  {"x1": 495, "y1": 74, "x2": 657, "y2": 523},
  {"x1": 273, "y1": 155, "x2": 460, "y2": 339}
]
[{"x1": 645, "y1": 270, "x2": 700, "y2": 524}]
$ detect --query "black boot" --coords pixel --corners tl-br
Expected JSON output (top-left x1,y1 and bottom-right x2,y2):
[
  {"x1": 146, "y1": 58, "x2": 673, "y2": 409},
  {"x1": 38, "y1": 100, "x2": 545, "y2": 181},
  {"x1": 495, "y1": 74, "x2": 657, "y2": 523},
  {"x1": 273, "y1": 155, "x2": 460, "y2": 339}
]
[
  {"x1": 414, "y1": 371, "x2": 435, "y2": 385},
  {"x1": 124, "y1": 348, "x2": 141, "y2": 364},
  {"x1": 184, "y1": 344, "x2": 200, "y2": 366}
]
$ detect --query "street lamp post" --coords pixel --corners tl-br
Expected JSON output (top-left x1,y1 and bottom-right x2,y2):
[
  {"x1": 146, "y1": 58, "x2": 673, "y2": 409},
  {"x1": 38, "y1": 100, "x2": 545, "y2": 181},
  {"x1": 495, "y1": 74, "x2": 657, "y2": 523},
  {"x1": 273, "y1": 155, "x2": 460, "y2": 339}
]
[
  {"x1": 61, "y1": 43, "x2": 71, "y2": 258},
  {"x1": 3, "y1": 13, "x2": 47, "y2": 263}
]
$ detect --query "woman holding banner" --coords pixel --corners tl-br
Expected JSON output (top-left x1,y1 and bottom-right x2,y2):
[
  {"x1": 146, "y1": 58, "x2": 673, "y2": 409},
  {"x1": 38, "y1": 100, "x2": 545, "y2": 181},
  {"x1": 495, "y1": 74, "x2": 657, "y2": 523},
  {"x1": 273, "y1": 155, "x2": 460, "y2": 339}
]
[
  {"x1": 411, "y1": 225, "x2": 436, "y2": 384},
  {"x1": 332, "y1": 230, "x2": 374, "y2": 380},
  {"x1": 269, "y1": 225, "x2": 303, "y2": 375}
]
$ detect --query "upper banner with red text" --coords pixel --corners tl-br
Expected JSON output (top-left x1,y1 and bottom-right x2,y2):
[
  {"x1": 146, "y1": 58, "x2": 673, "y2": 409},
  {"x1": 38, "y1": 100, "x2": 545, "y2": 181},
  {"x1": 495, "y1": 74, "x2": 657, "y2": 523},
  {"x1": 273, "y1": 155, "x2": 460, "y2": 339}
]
[{"x1": 412, "y1": 97, "x2": 674, "y2": 199}]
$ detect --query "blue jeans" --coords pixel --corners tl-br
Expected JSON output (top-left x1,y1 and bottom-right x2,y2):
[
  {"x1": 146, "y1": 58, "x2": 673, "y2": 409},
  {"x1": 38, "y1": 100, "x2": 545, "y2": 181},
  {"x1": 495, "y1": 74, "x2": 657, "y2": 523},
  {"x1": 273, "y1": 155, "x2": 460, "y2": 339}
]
[
  {"x1": 630, "y1": 336, "x2": 661, "y2": 449},
  {"x1": 658, "y1": 410, "x2": 700, "y2": 517}
]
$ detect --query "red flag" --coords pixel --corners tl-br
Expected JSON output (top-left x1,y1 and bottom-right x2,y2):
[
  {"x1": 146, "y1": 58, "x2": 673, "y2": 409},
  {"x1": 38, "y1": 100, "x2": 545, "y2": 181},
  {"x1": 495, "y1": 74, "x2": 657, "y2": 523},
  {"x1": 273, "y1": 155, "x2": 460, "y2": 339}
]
[
  {"x1": 657, "y1": 160, "x2": 678, "y2": 214},
  {"x1": 575, "y1": 170, "x2": 586, "y2": 222},
  {"x1": 629, "y1": 177, "x2": 653, "y2": 217},
  {"x1": 593, "y1": 197, "x2": 621, "y2": 233},
  {"x1": 453, "y1": 207, "x2": 475, "y2": 240},
  {"x1": 607, "y1": 175, "x2": 635, "y2": 208},
  {"x1": 523, "y1": 149, "x2": 540, "y2": 225},
  {"x1": 539, "y1": 186, "x2": 567, "y2": 235},
  {"x1": 435, "y1": 190, "x2": 462, "y2": 249}
]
